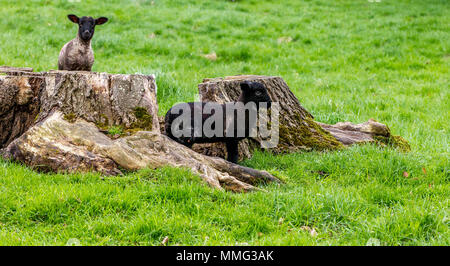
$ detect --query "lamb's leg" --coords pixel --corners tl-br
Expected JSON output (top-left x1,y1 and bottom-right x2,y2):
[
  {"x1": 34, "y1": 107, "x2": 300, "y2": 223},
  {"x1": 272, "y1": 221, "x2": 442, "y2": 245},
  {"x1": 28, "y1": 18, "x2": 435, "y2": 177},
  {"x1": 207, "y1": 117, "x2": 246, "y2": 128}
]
[{"x1": 226, "y1": 140, "x2": 239, "y2": 163}]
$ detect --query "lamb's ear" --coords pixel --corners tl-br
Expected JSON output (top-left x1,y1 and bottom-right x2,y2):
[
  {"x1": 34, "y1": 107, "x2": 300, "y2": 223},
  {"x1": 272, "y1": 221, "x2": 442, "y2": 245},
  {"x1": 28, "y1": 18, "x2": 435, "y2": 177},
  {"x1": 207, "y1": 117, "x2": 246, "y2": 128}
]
[
  {"x1": 240, "y1": 81, "x2": 251, "y2": 92},
  {"x1": 95, "y1": 17, "x2": 108, "y2": 25},
  {"x1": 68, "y1": 14, "x2": 79, "y2": 24}
]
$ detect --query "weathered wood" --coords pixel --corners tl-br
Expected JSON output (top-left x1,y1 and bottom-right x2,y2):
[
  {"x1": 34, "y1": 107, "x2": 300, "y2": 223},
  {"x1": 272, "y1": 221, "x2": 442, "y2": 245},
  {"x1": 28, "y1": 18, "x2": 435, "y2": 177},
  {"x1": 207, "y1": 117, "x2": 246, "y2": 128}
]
[
  {"x1": 317, "y1": 119, "x2": 389, "y2": 145},
  {"x1": 3, "y1": 111, "x2": 280, "y2": 192},
  {"x1": 1, "y1": 68, "x2": 280, "y2": 192},
  {"x1": 0, "y1": 70, "x2": 160, "y2": 149},
  {"x1": 194, "y1": 75, "x2": 343, "y2": 160},
  {"x1": 317, "y1": 119, "x2": 411, "y2": 151},
  {"x1": 39, "y1": 70, "x2": 160, "y2": 132},
  {"x1": 3, "y1": 111, "x2": 121, "y2": 176},
  {"x1": 0, "y1": 66, "x2": 33, "y2": 74},
  {"x1": 0, "y1": 75, "x2": 44, "y2": 147}
]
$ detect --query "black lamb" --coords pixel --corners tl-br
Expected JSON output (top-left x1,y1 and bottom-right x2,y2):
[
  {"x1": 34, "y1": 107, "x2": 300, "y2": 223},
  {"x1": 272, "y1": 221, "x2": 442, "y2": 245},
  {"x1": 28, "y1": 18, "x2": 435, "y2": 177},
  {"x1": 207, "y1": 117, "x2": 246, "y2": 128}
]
[{"x1": 164, "y1": 81, "x2": 272, "y2": 163}]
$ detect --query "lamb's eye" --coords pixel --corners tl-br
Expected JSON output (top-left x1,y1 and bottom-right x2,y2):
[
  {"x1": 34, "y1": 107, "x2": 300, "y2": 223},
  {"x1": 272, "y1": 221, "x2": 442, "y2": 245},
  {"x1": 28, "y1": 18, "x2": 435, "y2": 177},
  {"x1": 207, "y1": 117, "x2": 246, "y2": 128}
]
[{"x1": 255, "y1": 91, "x2": 262, "y2": 96}]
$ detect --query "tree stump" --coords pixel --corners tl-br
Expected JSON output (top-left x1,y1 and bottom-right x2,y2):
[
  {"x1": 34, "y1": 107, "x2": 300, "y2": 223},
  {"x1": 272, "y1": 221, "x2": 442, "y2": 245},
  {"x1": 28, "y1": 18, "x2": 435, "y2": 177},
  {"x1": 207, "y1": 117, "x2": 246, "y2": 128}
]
[
  {"x1": 194, "y1": 75, "x2": 409, "y2": 160},
  {"x1": 193, "y1": 75, "x2": 343, "y2": 160},
  {"x1": 1, "y1": 68, "x2": 160, "y2": 148},
  {"x1": 0, "y1": 68, "x2": 280, "y2": 192}
]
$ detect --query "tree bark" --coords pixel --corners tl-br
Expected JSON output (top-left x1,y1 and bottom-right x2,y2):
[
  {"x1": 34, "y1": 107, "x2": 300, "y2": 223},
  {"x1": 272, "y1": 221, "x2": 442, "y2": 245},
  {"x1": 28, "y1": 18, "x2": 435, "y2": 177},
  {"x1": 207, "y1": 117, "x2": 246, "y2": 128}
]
[
  {"x1": 0, "y1": 68, "x2": 280, "y2": 192},
  {"x1": 0, "y1": 74, "x2": 44, "y2": 147}
]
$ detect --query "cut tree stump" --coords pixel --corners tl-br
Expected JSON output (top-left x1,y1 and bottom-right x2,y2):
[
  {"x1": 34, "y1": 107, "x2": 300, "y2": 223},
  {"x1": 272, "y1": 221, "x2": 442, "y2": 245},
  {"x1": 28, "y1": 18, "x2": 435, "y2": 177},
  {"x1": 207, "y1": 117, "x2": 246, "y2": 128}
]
[
  {"x1": 0, "y1": 68, "x2": 280, "y2": 192},
  {"x1": 1, "y1": 69, "x2": 160, "y2": 148},
  {"x1": 194, "y1": 75, "x2": 343, "y2": 160},
  {"x1": 194, "y1": 75, "x2": 409, "y2": 160}
]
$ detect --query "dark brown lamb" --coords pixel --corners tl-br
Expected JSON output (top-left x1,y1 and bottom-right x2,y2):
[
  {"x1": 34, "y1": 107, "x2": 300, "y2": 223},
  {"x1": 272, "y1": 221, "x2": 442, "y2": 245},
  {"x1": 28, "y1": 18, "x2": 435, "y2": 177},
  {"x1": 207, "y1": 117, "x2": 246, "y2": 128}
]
[{"x1": 164, "y1": 81, "x2": 272, "y2": 163}]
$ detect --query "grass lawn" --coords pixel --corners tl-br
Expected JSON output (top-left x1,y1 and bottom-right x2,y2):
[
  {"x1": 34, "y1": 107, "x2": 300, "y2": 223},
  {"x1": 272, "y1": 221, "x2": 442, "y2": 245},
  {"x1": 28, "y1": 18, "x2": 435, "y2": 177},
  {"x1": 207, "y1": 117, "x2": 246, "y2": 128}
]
[{"x1": 0, "y1": 0, "x2": 448, "y2": 245}]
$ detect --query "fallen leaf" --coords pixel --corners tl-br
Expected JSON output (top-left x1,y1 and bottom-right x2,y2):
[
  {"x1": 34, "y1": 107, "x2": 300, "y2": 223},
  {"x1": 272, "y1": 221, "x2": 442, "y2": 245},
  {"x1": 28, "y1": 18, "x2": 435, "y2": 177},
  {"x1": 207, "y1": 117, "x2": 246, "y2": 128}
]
[
  {"x1": 148, "y1": 33, "x2": 157, "y2": 39},
  {"x1": 257, "y1": 232, "x2": 263, "y2": 237},
  {"x1": 366, "y1": 238, "x2": 381, "y2": 246},
  {"x1": 277, "y1": 36, "x2": 293, "y2": 44},
  {"x1": 403, "y1": 171, "x2": 409, "y2": 178},
  {"x1": 161, "y1": 236, "x2": 169, "y2": 246},
  {"x1": 202, "y1": 52, "x2": 217, "y2": 61},
  {"x1": 422, "y1": 167, "x2": 427, "y2": 175},
  {"x1": 300, "y1": 226, "x2": 318, "y2": 237},
  {"x1": 278, "y1": 217, "x2": 285, "y2": 225},
  {"x1": 66, "y1": 238, "x2": 81, "y2": 246}
]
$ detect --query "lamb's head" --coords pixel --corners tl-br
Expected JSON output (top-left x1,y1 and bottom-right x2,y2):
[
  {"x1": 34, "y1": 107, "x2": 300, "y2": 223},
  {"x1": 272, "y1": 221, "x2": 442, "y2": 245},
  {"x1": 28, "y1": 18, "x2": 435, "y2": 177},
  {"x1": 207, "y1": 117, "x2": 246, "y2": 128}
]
[
  {"x1": 239, "y1": 81, "x2": 272, "y2": 109},
  {"x1": 68, "y1": 14, "x2": 108, "y2": 42}
]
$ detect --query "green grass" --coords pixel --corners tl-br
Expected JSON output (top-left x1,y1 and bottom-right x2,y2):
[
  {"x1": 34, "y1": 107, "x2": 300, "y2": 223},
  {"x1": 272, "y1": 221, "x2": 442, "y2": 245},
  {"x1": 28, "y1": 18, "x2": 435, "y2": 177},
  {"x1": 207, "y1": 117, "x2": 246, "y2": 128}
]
[{"x1": 0, "y1": 0, "x2": 448, "y2": 245}]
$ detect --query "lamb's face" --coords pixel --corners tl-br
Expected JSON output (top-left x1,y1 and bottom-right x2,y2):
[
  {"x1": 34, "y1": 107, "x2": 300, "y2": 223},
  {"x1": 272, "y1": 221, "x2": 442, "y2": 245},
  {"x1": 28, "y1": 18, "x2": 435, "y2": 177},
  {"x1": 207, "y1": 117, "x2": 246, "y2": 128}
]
[
  {"x1": 67, "y1": 14, "x2": 109, "y2": 42},
  {"x1": 78, "y1": 16, "x2": 96, "y2": 41},
  {"x1": 240, "y1": 81, "x2": 272, "y2": 108}
]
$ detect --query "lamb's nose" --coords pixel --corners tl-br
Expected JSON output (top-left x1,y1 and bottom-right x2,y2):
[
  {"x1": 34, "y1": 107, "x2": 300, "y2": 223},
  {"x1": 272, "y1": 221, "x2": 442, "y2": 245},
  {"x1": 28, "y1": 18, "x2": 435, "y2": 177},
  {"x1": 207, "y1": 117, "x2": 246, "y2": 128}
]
[{"x1": 83, "y1": 30, "x2": 90, "y2": 34}]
